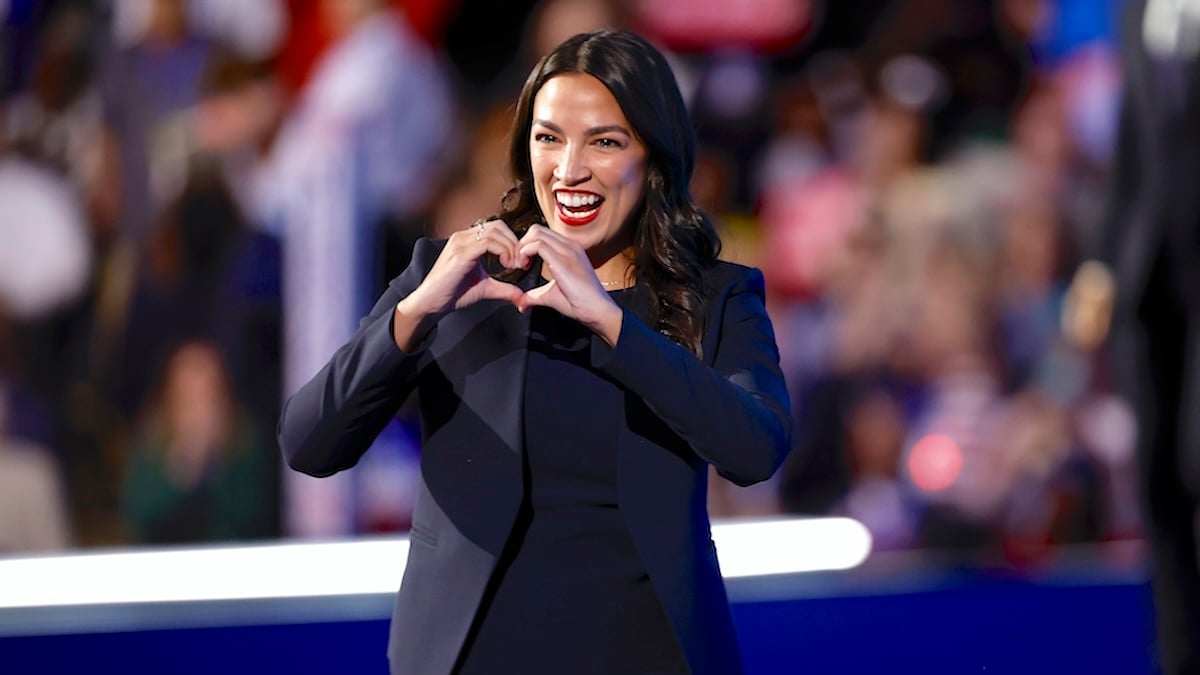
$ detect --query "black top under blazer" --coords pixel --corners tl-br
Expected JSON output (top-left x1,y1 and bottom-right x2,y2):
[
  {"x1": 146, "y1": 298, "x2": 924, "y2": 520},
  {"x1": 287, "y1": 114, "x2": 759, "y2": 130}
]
[{"x1": 278, "y1": 237, "x2": 794, "y2": 674}]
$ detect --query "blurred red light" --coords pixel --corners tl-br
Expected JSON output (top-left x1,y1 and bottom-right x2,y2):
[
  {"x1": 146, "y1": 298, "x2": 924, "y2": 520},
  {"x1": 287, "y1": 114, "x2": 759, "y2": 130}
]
[{"x1": 908, "y1": 434, "x2": 963, "y2": 492}]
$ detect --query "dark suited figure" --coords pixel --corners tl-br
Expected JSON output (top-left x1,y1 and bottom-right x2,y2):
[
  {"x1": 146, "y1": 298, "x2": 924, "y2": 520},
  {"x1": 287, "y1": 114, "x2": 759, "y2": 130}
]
[{"x1": 1074, "y1": 1, "x2": 1200, "y2": 672}]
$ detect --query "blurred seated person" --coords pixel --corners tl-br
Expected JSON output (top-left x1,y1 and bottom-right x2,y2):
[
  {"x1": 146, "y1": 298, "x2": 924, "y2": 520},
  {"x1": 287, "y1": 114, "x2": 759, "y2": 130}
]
[
  {"x1": 120, "y1": 339, "x2": 273, "y2": 544},
  {"x1": 0, "y1": 381, "x2": 72, "y2": 553}
]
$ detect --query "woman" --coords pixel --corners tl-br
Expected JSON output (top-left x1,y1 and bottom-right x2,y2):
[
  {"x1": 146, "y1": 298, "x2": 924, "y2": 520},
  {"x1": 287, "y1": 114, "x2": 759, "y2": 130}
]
[
  {"x1": 279, "y1": 30, "x2": 792, "y2": 674},
  {"x1": 124, "y1": 340, "x2": 273, "y2": 544}
]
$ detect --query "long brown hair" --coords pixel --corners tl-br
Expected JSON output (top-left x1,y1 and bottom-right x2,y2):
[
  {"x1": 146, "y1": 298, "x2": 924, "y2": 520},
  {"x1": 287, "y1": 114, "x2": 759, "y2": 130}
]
[{"x1": 497, "y1": 30, "x2": 720, "y2": 356}]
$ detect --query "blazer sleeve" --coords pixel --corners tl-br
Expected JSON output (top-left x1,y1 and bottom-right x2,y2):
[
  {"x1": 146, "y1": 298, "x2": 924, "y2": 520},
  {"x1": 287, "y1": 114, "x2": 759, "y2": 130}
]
[
  {"x1": 590, "y1": 266, "x2": 793, "y2": 486},
  {"x1": 277, "y1": 237, "x2": 447, "y2": 477}
]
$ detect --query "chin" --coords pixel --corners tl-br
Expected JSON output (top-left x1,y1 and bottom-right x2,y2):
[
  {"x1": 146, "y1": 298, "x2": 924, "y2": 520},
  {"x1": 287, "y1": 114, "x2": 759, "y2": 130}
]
[{"x1": 558, "y1": 227, "x2": 597, "y2": 248}]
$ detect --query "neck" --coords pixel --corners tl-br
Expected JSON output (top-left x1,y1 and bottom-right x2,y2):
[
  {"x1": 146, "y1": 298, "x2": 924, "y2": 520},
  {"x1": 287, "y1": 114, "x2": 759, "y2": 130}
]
[{"x1": 590, "y1": 245, "x2": 636, "y2": 287}]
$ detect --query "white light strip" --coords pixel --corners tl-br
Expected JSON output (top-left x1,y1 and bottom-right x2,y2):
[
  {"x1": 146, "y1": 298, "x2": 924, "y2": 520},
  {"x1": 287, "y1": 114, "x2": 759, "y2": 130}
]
[
  {"x1": 0, "y1": 518, "x2": 870, "y2": 609},
  {"x1": 712, "y1": 517, "x2": 872, "y2": 577},
  {"x1": 0, "y1": 540, "x2": 410, "y2": 609}
]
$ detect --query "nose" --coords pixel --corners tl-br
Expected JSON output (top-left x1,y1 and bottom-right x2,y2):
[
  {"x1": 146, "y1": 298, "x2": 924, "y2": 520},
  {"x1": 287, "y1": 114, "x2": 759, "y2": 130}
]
[{"x1": 553, "y1": 143, "x2": 590, "y2": 185}]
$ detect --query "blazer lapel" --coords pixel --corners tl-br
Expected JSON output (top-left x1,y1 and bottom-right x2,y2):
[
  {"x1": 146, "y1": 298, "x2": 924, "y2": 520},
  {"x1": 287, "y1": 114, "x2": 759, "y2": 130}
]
[
  {"x1": 430, "y1": 263, "x2": 539, "y2": 455},
  {"x1": 479, "y1": 263, "x2": 539, "y2": 457}
]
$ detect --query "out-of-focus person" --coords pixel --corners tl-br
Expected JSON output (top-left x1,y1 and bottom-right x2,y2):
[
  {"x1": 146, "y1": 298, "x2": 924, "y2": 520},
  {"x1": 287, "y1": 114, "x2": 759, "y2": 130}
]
[
  {"x1": 0, "y1": 376, "x2": 72, "y2": 553},
  {"x1": 431, "y1": 102, "x2": 515, "y2": 239},
  {"x1": 3, "y1": 1, "x2": 105, "y2": 198},
  {"x1": 103, "y1": 0, "x2": 213, "y2": 239},
  {"x1": 120, "y1": 339, "x2": 273, "y2": 544},
  {"x1": 0, "y1": 156, "x2": 91, "y2": 321},
  {"x1": 255, "y1": 0, "x2": 453, "y2": 538},
  {"x1": 1064, "y1": 1, "x2": 1200, "y2": 672},
  {"x1": 120, "y1": 157, "x2": 281, "y2": 438}
]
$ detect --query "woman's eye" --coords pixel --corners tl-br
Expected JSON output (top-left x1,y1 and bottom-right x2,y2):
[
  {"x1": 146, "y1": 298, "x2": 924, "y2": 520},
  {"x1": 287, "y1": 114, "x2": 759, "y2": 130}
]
[
  {"x1": 595, "y1": 138, "x2": 621, "y2": 148},
  {"x1": 534, "y1": 133, "x2": 558, "y2": 143}
]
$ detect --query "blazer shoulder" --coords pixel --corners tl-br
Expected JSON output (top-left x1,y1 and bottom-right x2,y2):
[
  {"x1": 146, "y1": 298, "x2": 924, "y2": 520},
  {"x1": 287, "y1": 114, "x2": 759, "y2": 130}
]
[
  {"x1": 385, "y1": 237, "x2": 448, "y2": 289},
  {"x1": 704, "y1": 260, "x2": 766, "y2": 297},
  {"x1": 411, "y1": 237, "x2": 449, "y2": 271}
]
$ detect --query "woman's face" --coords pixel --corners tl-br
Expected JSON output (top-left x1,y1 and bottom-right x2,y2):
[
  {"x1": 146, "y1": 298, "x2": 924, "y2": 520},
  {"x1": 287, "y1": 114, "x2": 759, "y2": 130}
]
[{"x1": 529, "y1": 73, "x2": 647, "y2": 264}]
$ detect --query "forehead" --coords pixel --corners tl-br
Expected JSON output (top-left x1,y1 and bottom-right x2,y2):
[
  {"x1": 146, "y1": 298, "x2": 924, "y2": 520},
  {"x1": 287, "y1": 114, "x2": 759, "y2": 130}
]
[{"x1": 531, "y1": 73, "x2": 631, "y2": 127}]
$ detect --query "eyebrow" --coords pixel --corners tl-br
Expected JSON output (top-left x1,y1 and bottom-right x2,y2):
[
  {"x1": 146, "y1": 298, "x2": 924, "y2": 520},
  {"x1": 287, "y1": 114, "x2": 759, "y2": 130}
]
[{"x1": 532, "y1": 119, "x2": 632, "y2": 138}]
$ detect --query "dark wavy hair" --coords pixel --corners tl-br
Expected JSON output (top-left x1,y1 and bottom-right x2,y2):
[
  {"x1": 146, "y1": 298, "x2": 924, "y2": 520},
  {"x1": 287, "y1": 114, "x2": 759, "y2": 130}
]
[{"x1": 496, "y1": 30, "x2": 721, "y2": 356}]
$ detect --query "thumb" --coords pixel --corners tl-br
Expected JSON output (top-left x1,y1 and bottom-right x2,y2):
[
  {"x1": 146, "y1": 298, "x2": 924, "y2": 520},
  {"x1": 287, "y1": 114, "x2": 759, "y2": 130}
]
[
  {"x1": 519, "y1": 279, "x2": 568, "y2": 314},
  {"x1": 475, "y1": 277, "x2": 526, "y2": 305}
]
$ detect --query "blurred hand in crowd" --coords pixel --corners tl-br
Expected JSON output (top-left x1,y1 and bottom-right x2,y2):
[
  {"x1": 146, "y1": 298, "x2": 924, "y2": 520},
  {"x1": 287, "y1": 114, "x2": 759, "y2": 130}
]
[{"x1": 1062, "y1": 261, "x2": 1115, "y2": 351}]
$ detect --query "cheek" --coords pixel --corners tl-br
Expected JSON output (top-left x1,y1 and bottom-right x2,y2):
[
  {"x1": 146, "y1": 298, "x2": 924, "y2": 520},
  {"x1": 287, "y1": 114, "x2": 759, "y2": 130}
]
[
  {"x1": 529, "y1": 148, "x2": 548, "y2": 180},
  {"x1": 604, "y1": 157, "x2": 645, "y2": 195},
  {"x1": 529, "y1": 153, "x2": 551, "y2": 191},
  {"x1": 619, "y1": 162, "x2": 647, "y2": 202},
  {"x1": 623, "y1": 151, "x2": 648, "y2": 187}
]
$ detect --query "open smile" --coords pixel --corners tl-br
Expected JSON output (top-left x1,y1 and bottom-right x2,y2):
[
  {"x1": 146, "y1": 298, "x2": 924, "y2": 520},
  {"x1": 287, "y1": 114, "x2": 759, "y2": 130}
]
[{"x1": 554, "y1": 190, "x2": 604, "y2": 226}]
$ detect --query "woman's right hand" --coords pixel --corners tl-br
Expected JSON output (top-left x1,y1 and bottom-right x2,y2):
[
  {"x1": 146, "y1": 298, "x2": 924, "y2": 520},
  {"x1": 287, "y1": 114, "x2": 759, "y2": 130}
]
[{"x1": 392, "y1": 220, "x2": 529, "y2": 349}]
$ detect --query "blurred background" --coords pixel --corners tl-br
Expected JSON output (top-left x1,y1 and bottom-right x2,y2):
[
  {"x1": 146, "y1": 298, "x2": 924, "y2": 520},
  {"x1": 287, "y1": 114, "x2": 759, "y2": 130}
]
[
  {"x1": 4, "y1": 0, "x2": 1172, "y2": 671},
  {"x1": 0, "y1": 0, "x2": 1170, "y2": 663},
  {"x1": 0, "y1": 0, "x2": 1133, "y2": 560}
]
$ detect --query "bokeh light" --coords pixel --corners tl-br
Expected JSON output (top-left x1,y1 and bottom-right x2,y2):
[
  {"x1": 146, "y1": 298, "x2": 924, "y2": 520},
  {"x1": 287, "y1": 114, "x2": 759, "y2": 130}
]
[{"x1": 908, "y1": 433, "x2": 964, "y2": 493}]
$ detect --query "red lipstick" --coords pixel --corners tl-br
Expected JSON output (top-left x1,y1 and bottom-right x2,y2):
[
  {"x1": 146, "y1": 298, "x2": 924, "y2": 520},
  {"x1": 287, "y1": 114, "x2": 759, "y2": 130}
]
[{"x1": 554, "y1": 190, "x2": 603, "y2": 227}]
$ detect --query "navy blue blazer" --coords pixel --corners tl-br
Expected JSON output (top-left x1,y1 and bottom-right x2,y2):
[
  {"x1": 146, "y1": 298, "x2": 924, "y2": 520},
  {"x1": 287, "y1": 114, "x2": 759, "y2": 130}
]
[{"x1": 278, "y1": 238, "x2": 793, "y2": 674}]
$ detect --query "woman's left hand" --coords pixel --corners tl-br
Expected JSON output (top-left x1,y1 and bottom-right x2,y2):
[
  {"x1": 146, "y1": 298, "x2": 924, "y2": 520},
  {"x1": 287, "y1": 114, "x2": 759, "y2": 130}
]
[{"x1": 515, "y1": 224, "x2": 624, "y2": 346}]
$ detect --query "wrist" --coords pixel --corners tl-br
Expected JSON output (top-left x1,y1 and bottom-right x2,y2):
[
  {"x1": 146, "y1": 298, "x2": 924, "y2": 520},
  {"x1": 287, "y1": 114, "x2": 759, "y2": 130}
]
[
  {"x1": 395, "y1": 293, "x2": 439, "y2": 322},
  {"x1": 592, "y1": 301, "x2": 624, "y2": 348},
  {"x1": 393, "y1": 296, "x2": 441, "y2": 351}
]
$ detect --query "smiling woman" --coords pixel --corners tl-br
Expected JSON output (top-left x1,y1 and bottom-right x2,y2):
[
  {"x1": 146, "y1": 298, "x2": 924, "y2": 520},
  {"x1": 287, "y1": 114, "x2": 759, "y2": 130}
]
[
  {"x1": 277, "y1": 29, "x2": 794, "y2": 675},
  {"x1": 528, "y1": 73, "x2": 647, "y2": 276},
  {"x1": 495, "y1": 30, "x2": 721, "y2": 355}
]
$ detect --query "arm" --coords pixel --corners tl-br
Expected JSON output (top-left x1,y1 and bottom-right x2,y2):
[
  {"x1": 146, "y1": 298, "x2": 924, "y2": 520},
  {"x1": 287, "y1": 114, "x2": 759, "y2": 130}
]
[
  {"x1": 591, "y1": 267, "x2": 793, "y2": 486},
  {"x1": 277, "y1": 238, "x2": 447, "y2": 477}
]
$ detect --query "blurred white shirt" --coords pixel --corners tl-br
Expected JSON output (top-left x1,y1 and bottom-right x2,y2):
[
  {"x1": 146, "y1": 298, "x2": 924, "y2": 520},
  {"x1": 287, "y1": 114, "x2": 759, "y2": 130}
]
[
  {"x1": 0, "y1": 158, "x2": 91, "y2": 319},
  {"x1": 0, "y1": 438, "x2": 72, "y2": 553}
]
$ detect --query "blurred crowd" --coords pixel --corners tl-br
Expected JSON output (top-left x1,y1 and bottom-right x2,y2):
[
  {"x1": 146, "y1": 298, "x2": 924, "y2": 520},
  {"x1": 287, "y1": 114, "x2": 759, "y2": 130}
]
[{"x1": 0, "y1": 0, "x2": 1136, "y2": 563}]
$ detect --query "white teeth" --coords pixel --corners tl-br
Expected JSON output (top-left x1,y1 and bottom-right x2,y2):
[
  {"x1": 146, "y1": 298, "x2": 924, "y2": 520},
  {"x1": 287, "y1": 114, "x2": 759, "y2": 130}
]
[
  {"x1": 556, "y1": 192, "x2": 599, "y2": 207},
  {"x1": 562, "y1": 207, "x2": 598, "y2": 219}
]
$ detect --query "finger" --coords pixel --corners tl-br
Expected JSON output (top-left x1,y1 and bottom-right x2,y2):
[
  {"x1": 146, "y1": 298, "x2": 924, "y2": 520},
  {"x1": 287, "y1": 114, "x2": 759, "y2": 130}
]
[
  {"x1": 464, "y1": 237, "x2": 510, "y2": 269},
  {"x1": 476, "y1": 218, "x2": 521, "y2": 250},
  {"x1": 519, "y1": 279, "x2": 568, "y2": 314},
  {"x1": 519, "y1": 239, "x2": 596, "y2": 291},
  {"x1": 448, "y1": 226, "x2": 489, "y2": 258},
  {"x1": 475, "y1": 220, "x2": 526, "y2": 269},
  {"x1": 479, "y1": 233, "x2": 520, "y2": 269},
  {"x1": 518, "y1": 223, "x2": 562, "y2": 248},
  {"x1": 475, "y1": 276, "x2": 526, "y2": 305},
  {"x1": 517, "y1": 237, "x2": 570, "y2": 267},
  {"x1": 483, "y1": 219, "x2": 521, "y2": 246},
  {"x1": 461, "y1": 225, "x2": 522, "y2": 269},
  {"x1": 442, "y1": 233, "x2": 512, "y2": 272},
  {"x1": 519, "y1": 223, "x2": 582, "y2": 254},
  {"x1": 516, "y1": 239, "x2": 557, "y2": 275},
  {"x1": 521, "y1": 228, "x2": 589, "y2": 272}
]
